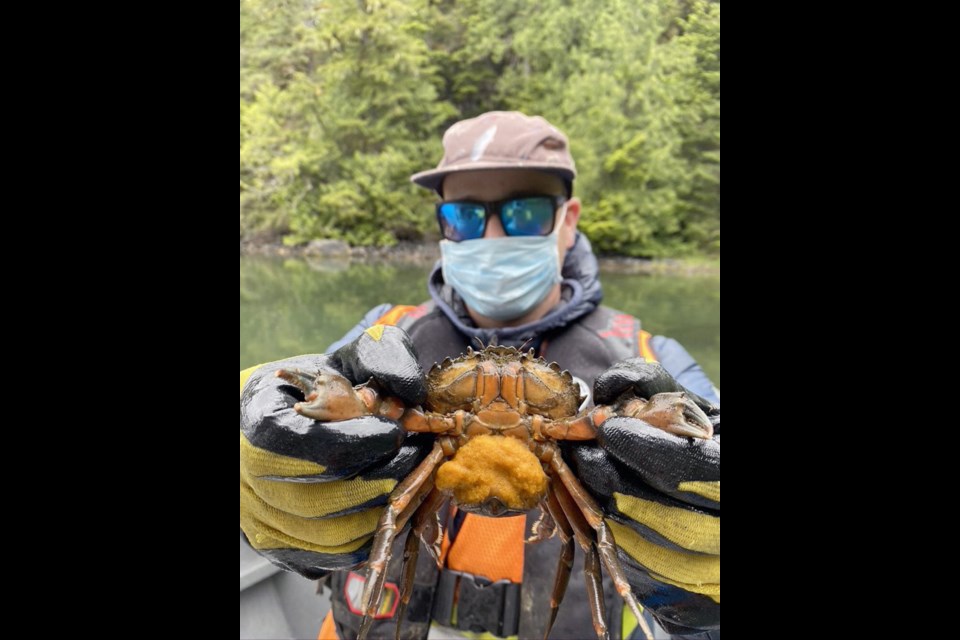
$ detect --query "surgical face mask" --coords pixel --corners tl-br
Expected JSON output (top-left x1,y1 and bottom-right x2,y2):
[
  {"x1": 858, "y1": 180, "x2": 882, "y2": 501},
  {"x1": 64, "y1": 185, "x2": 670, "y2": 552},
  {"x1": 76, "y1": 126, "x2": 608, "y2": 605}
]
[{"x1": 440, "y1": 208, "x2": 566, "y2": 321}]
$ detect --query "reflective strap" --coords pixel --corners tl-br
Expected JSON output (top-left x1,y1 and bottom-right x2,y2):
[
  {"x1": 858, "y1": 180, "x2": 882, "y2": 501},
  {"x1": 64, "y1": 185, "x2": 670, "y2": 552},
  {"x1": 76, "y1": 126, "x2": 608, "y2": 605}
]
[
  {"x1": 638, "y1": 330, "x2": 658, "y2": 362},
  {"x1": 375, "y1": 305, "x2": 419, "y2": 327},
  {"x1": 432, "y1": 569, "x2": 520, "y2": 638}
]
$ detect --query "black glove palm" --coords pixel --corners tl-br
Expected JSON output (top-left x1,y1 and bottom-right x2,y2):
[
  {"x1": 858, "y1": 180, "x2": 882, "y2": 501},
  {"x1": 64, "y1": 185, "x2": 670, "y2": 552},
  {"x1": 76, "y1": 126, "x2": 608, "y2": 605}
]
[
  {"x1": 570, "y1": 359, "x2": 720, "y2": 634},
  {"x1": 239, "y1": 326, "x2": 433, "y2": 579}
]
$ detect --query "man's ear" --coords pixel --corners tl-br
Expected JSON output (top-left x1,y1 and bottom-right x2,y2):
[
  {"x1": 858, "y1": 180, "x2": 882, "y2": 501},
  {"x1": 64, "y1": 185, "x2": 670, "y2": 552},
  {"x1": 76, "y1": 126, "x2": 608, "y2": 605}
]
[{"x1": 563, "y1": 198, "x2": 582, "y2": 249}]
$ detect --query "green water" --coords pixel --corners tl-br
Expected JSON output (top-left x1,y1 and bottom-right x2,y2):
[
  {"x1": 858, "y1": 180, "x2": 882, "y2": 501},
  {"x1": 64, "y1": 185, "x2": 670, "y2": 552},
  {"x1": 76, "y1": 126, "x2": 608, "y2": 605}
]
[{"x1": 240, "y1": 257, "x2": 720, "y2": 387}]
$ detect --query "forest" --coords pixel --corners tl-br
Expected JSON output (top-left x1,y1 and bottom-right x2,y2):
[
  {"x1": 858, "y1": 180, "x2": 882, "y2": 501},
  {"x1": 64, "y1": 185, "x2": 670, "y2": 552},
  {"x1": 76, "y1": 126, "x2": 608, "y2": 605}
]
[{"x1": 240, "y1": 0, "x2": 719, "y2": 258}]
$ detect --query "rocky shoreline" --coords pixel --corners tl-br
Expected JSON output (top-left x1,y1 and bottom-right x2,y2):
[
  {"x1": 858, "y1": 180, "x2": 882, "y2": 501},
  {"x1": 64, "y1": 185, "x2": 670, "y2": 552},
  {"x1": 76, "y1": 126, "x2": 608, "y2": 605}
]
[
  {"x1": 240, "y1": 239, "x2": 720, "y2": 275},
  {"x1": 241, "y1": 238, "x2": 441, "y2": 264}
]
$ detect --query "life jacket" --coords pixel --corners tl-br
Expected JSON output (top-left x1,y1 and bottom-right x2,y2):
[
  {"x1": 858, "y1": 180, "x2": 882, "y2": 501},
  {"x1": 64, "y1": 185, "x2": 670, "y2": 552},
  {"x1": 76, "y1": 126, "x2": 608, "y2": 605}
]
[{"x1": 324, "y1": 304, "x2": 657, "y2": 640}]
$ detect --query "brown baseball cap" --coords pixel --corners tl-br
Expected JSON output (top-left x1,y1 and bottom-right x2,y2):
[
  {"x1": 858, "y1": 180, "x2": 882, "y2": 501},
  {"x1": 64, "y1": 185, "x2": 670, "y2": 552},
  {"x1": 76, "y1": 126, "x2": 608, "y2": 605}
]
[{"x1": 410, "y1": 111, "x2": 577, "y2": 194}]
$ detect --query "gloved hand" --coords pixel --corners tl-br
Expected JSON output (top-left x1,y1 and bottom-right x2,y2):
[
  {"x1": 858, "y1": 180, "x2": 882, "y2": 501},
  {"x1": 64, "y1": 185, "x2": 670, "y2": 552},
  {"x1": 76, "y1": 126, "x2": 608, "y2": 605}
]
[
  {"x1": 568, "y1": 359, "x2": 720, "y2": 634},
  {"x1": 239, "y1": 325, "x2": 433, "y2": 579}
]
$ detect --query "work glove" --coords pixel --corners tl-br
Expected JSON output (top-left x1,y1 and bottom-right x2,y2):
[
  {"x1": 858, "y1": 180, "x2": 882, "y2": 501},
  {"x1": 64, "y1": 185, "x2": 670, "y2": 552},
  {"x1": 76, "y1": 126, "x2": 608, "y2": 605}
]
[
  {"x1": 567, "y1": 359, "x2": 720, "y2": 635},
  {"x1": 240, "y1": 325, "x2": 433, "y2": 579}
]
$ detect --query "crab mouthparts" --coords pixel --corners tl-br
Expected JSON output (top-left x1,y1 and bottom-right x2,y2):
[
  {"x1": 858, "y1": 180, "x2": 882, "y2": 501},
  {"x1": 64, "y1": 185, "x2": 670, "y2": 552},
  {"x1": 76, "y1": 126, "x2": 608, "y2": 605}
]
[{"x1": 457, "y1": 498, "x2": 525, "y2": 518}]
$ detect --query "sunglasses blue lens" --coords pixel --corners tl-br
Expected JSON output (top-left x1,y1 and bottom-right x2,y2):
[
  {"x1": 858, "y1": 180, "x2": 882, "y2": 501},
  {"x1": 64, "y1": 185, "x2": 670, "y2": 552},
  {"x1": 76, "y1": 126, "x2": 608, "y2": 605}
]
[
  {"x1": 438, "y1": 203, "x2": 486, "y2": 241},
  {"x1": 438, "y1": 197, "x2": 560, "y2": 241},
  {"x1": 501, "y1": 197, "x2": 557, "y2": 237}
]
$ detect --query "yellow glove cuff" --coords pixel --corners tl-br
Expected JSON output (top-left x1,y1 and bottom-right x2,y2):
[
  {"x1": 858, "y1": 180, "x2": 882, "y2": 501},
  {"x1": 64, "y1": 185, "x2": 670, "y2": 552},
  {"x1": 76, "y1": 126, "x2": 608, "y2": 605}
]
[
  {"x1": 241, "y1": 433, "x2": 396, "y2": 517},
  {"x1": 679, "y1": 480, "x2": 720, "y2": 504},
  {"x1": 241, "y1": 475, "x2": 379, "y2": 552},
  {"x1": 608, "y1": 519, "x2": 720, "y2": 603},
  {"x1": 240, "y1": 431, "x2": 327, "y2": 478},
  {"x1": 613, "y1": 493, "x2": 719, "y2": 555}
]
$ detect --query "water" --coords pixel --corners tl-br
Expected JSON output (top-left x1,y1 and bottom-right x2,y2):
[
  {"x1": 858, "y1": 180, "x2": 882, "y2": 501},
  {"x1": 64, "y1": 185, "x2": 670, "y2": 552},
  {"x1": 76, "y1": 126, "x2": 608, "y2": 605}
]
[{"x1": 240, "y1": 257, "x2": 719, "y2": 387}]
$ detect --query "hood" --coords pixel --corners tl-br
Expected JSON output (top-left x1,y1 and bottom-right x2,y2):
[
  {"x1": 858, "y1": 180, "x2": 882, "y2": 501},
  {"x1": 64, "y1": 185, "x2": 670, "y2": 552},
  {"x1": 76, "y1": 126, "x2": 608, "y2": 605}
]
[{"x1": 427, "y1": 232, "x2": 603, "y2": 348}]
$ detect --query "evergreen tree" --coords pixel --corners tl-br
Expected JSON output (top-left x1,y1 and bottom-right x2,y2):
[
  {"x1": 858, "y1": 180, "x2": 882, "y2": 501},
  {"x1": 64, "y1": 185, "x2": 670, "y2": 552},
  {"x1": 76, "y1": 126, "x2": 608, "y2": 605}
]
[{"x1": 239, "y1": 0, "x2": 721, "y2": 256}]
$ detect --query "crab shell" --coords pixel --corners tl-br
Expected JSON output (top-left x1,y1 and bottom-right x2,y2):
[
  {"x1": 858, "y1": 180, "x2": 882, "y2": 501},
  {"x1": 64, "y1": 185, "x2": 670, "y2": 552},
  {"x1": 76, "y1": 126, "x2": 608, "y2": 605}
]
[{"x1": 424, "y1": 345, "x2": 583, "y2": 420}]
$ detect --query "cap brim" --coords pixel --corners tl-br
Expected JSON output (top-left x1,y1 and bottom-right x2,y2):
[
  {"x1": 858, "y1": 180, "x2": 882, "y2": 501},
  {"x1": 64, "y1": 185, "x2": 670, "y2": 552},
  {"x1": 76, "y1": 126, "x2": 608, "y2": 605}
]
[{"x1": 411, "y1": 162, "x2": 577, "y2": 193}]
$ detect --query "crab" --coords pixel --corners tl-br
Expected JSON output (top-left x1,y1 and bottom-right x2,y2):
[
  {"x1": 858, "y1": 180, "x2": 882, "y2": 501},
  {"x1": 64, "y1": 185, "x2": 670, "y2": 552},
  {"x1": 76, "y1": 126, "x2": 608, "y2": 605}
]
[{"x1": 277, "y1": 346, "x2": 713, "y2": 640}]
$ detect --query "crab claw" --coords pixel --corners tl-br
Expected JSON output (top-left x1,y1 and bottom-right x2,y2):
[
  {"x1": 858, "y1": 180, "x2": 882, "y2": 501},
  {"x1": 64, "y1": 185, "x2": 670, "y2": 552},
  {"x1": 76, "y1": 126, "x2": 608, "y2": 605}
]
[
  {"x1": 275, "y1": 369, "x2": 372, "y2": 422},
  {"x1": 622, "y1": 392, "x2": 714, "y2": 439},
  {"x1": 275, "y1": 368, "x2": 318, "y2": 396}
]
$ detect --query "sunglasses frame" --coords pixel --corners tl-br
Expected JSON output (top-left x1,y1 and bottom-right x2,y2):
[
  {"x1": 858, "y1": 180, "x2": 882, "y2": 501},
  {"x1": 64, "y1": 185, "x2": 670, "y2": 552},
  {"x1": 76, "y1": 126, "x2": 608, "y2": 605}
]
[{"x1": 436, "y1": 194, "x2": 567, "y2": 242}]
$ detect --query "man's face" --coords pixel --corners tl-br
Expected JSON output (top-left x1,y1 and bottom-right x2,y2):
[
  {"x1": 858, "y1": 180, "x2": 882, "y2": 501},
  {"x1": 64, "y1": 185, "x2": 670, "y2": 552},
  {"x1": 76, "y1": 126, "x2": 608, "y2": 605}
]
[{"x1": 441, "y1": 169, "x2": 582, "y2": 264}]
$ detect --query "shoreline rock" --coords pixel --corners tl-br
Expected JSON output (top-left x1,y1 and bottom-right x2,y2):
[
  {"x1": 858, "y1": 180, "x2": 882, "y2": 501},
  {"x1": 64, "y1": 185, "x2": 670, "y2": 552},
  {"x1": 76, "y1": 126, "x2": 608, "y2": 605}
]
[
  {"x1": 241, "y1": 239, "x2": 442, "y2": 264},
  {"x1": 240, "y1": 240, "x2": 719, "y2": 275}
]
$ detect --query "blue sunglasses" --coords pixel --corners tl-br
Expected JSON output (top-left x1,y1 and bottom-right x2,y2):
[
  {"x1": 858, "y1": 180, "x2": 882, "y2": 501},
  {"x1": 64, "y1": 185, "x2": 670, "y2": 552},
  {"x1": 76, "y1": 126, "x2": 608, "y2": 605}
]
[{"x1": 437, "y1": 195, "x2": 566, "y2": 242}]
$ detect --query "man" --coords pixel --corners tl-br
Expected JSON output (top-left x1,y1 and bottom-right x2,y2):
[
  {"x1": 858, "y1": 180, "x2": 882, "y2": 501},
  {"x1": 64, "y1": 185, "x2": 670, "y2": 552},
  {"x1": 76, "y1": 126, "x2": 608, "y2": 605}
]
[{"x1": 240, "y1": 112, "x2": 720, "y2": 640}]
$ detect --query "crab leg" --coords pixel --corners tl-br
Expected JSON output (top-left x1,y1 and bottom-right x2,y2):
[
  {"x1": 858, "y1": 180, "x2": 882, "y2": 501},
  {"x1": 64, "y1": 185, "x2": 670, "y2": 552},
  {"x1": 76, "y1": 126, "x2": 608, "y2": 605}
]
[
  {"x1": 583, "y1": 546, "x2": 609, "y2": 640},
  {"x1": 547, "y1": 444, "x2": 654, "y2": 640},
  {"x1": 550, "y1": 471, "x2": 609, "y2": 640},
  {"x1": 413, "y1": 487, "x2": 447, "y2": 566},
  {"x1": 358, "y1": 442, "x2": 446, "y2": 640},
  {"x1": 527, "y1": 502, "x2": 557, "y2": 545},
  {"x1": 540, "y1": 406, "x2": 616, "y2": 441},
  {"x1": 394, "y1": 487, "x2": 447, "y2": 640},
  {"x1": 541, "y1": 487, "x2": 575, "y2": 640},
  {"x1": 394, "y1": 528, "x2": 421, "y2": 640},
  {"x1": 399, "y1": 408, "x2": 466, "y2": 435},
  {"x1": 361, "y1": 475, "x2": 435, "y2": 639},
  {"x1": 546, "y1": 450, "x2": 597, "y2": 552}
]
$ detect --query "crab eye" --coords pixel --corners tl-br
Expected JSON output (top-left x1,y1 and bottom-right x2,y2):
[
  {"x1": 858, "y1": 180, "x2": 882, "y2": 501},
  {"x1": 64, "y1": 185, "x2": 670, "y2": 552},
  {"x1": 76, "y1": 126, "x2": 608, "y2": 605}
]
[{"x1": 573, "y1": 376, "x2": 591, "y2": 411}]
